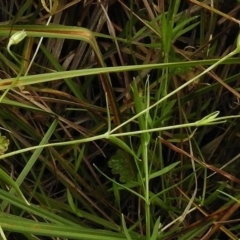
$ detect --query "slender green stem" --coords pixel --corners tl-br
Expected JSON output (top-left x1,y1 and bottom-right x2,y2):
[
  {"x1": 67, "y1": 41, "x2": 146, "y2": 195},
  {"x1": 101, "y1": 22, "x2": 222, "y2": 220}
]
[
  {"x1": 0, "y1": 41, "x2": 23, "y2": 102},
  {"x1": 111, "y1": 49, "x2": 238, "y2": 134},
  {"x1": 0, "y1": 114, "x2": 238, "y2": 160}
]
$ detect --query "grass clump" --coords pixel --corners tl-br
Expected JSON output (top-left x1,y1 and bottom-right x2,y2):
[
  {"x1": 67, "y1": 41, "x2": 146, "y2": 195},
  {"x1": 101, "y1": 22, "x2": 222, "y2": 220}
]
[{"x1": 0, "y1": 0, "x2": 240, "y2": 239}]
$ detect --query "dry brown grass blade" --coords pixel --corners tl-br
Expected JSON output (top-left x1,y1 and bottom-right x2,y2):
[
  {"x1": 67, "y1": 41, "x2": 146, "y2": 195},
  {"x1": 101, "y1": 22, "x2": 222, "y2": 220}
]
[
  {"x1": 174, "y1": 47, "x2": 240, "y2": 100},
  {"x1": 98, "y1": 0, "x2": 131, "y2": 91},
  {"x1": 37, "y1": 0, "x2": 82, "y2": 23},
  {"x1": 159, "y1": 137, "x2": 240, "y2": 185},
  {"x1": 189, "y1": 0, "x2": 240, "y2": 24},
  {"x1": 118, "y1": 0, "x2": 160, "y2": 36},
  {"x1": 160, "y1": 136, "x2": 240, "y2": 238},
  {"x1": 201, "y1": 201, "x2": 240, "y2": 240},
  {"x1": 174, "y1": 188, "x2": 238, "y2": 240},
  {"x1": 1, "y1": 25, "x2": 123, "y2": 132},
  {"x1": 206, "y1": 165, "x2": 240, "y2": 185},
  {"x1": 13, "y1": 90, "x2": 93, "y2": 136},
  {"x1": 142, "y1": 0, "x2": 155, "y2": 20},
  {"x1": 30, "y1": 87, "x2": 107, "y2": 114},
  {"x1": 159, "y1": 137, "x2": 206, "y2": 166},
  {"x1": 37, "y1": 145, "x2": 120, "y2": 227}
]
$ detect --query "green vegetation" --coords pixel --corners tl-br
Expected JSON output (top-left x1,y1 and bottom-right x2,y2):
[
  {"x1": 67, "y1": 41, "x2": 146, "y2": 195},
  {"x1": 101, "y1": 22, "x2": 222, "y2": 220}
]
[{"x1": 0, "y1": 0, "x2": 240, "y2": 239}]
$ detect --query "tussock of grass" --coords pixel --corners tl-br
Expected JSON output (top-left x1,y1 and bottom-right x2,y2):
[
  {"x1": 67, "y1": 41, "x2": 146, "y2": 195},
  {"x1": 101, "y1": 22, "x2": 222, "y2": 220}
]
[{"x1": 0, "y1": 0, "x2": 240, "y2": 239}]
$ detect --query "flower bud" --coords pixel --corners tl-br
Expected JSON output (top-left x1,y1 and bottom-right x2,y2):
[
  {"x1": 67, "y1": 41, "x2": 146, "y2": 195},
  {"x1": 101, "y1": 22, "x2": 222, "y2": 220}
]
[
  {"x1": 8, "y1": 30, "x2": 27, "y2": 48},
  {"x1": 237, "y1": 32, "x2": 240, "y2": 53}
]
